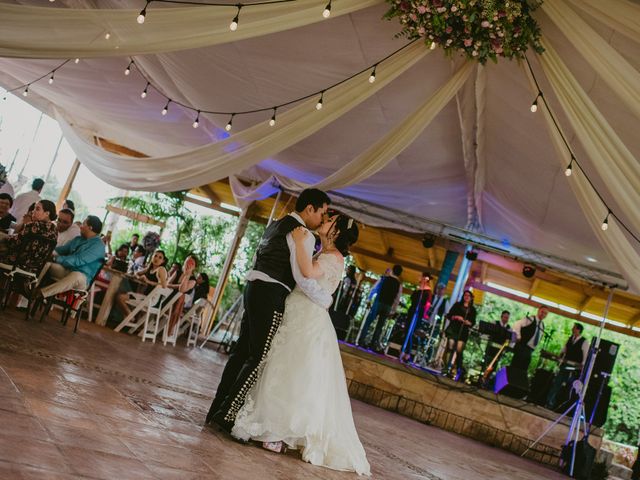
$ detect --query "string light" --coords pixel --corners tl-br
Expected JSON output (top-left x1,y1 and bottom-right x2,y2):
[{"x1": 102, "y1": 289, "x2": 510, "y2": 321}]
[
  {"x1": 230, "y1": 4, "x2": 242, "y2": 31},
  {"x1": 162, "y1": 99, "x2": 170, "y2": 116},
  {"x1": 192, "y1": 110, "x2": 200, "y2": 128},
  {"x1": 323, "y1": 0, "x2": 332, "y2": 18},
  {"x1": 269, "y1": 107, "x2": 277, "y2": 126},
  {"x1": 225, "y1": 114, "x2": 234, "y2": 131},
  {"x1": 140, "y1": 82, "x2": 149, "y2": 98},
  {"x1": 105, "y1": 32, "x2": 111, "y2": 40},
  {"x1": 316, "y1": 91, "x2": 324, "y2": 110},
  {"x1": 48, "y1": 72, "x2": 55, "y2": 85},
  {"x1": 530, "y1": 92, "x2": 541, "y2": 113},
  {"x1": 368, "y1": 65, "x2": 377, "y2": 84},
  {"x1": 601, "y1": 210, "x2": 610, "y2": 231},
  {"x1": 564, "y1": 155, "x2": 574, "y2": 177},
  {"x1": 74, "y1": 58, "x2": 80, "y2": 64},
  {"x1": 137, "y1": 1, "x2": 150, "y2": 24},
  {"x1": 22, "y1": 85, "x2": 29, "y2": 97},
  {"x1": 124, "y1": 60, "x2": 134, "y2": 76},
  {"x1": 430, "y1": 41, "x2": 437, "y2": 50}
]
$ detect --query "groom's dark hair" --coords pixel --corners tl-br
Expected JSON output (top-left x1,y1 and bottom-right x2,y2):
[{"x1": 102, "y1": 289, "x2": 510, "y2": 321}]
[{"x1": 295, "y1": 189, "x2": 331, "y2": 212}]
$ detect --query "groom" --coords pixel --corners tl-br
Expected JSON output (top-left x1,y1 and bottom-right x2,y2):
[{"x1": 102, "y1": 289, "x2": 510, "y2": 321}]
[{"x1": 205, "y1": 188, "x2": 333, "y2": 432}]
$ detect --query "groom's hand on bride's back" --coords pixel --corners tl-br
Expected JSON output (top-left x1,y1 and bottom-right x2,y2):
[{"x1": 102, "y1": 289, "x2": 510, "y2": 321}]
[{"x1": 292, "y1": 226, "x2": 308, "y2": 242}]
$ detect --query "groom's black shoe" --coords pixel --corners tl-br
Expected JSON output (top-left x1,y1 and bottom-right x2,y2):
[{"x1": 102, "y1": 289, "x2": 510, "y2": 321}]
[{"x1": 208, "y1": 411, "x2": 234, "y2": 434}]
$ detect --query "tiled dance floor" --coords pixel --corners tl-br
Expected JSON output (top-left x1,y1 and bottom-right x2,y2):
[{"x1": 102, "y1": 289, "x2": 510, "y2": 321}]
[{"x1": 0, "y1": 311, "x2": 567, "y2": 479}]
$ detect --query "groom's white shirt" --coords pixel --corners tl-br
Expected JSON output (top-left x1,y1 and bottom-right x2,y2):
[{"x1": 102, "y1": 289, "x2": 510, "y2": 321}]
[{"x1": 245, "y1": 212, "x2": 333, "y2": 309}]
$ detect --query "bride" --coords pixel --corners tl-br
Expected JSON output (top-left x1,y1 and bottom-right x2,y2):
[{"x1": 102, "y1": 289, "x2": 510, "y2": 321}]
[{"x1": 232, "y1": 213, "x2": 371, "y2": 476}]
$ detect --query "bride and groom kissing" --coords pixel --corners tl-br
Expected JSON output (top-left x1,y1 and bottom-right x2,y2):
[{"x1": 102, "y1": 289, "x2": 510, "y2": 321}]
[{"x1": 205, "y1": 188, "x2": 370, "y2": 475}]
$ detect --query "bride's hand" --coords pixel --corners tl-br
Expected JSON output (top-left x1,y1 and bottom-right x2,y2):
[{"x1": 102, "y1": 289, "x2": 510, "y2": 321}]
[{"x1": 292, "y1": 226, "x2": 308, "y2": 242}]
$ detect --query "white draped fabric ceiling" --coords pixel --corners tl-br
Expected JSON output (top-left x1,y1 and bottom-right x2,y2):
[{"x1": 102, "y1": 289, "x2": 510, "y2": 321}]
[{"x1": 0, "y1": 0, "x2": 639, "y2": 292}]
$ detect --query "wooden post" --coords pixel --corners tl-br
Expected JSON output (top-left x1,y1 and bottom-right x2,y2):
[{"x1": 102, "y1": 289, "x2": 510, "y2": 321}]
[
  {"x1": 56, "y1": 158, "x2": 81, "y2": 211},
  {"x1": 206, "y1": 206, "x2": 251, "y2": 333}
]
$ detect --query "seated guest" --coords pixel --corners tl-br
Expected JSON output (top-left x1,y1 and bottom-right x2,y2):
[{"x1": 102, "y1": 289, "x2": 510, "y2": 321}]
[
  {"x1": 0, "y1": 164, "x2": 15, "y2": 199},
  {"x1": 55, "y1": 208, "x2": 81, "y2": 247},
  {"x1": 167, "y1": 255, "x2": 198, "y2": 336},
  {"x1": 38, "y1": 216, "x2": 105, "y2": 298},
  {"x1": 193, "y1": 272, "x2": 211, "y2": 302},
  {"x1": 107, "y1": 243, "x2": 130, "y2": 269},
  {"x1": 12, "y1": 178, "x2": 44, "y2": 222},
  {"x1": 116, "y1": 249, "x2": 168, "y2": 318},
  {"x1": 0, "y1": 193, "x2": 16, "y2": 232},
  {"x1": 0, "y1": 200, "x2": 58, "y2": 273},
  {"x1": 167, "y1": 261, "x2": 182, "y2": 284},
  {"x1": 442, "y1": 290, "x2": 477, "y2": 379},
  {"x1": 127, "y1": 245, "x2": 146, "y2": 274},
  {"x1": 129, "y1": 233, "x2": 140, "y2": 251}
]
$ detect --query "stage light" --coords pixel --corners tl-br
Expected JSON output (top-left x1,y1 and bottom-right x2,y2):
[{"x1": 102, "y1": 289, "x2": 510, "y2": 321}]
[
  {"x1": 316, "y1": 92, "x2": 324, "y2": 110},
  {"x1": 522, "y1": 264, "x2": 536, "y2": 278},
  {"x1": 192, "y1": 110, "x2": 200, "y2": 128},
  {"x1": 422, "y1": 234, "x2": 435, "y2": 249},
  {"x1": 368, "y1": 66, "x2": 377, "y2": 84},
  {"x1": 225, "y1": 114, "x2": 234, "y2": 131},
  {"x1": 465, "y1": 250, "x2": 478, "y2": 261},
  {"x1": 323, "y1": 0, "x2": 332, "y2": 18}
]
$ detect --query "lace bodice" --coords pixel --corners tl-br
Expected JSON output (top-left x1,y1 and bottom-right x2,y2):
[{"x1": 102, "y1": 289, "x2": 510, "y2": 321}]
[{"x1": 314, "y1": 253, "x2": 344, "y2": 295}]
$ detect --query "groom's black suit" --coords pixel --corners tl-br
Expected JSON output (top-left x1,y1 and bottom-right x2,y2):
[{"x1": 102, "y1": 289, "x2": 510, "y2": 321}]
[{"x1": 206, "y1": 214, "x2": 303, "y2": 431}]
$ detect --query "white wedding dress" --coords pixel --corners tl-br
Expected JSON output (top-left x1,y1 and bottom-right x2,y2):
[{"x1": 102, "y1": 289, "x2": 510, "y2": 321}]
[{"x1": 232, "y1": 253, "x2": 371, "y2": 476}]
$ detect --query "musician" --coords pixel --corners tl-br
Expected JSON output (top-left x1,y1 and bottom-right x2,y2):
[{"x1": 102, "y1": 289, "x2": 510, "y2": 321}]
[
  {"x1": 510, "y1": 306, "x2": 549, "y2": 372},
  {"x1": 545, "y1": 322, "x2": 589, "y2": 410},
  {"x1": 442, "y1": 290, "x2": 477, "y2": 378},
  {"x1": 399, "y1": 273, "x2": 432, "y2": 362},
  {"x1": 481, "y1": 310, "x2": 512, "y2": 372}
]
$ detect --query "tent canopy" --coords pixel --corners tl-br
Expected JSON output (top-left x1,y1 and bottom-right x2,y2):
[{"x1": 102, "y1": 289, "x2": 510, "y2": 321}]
[{"x1": 0, "y1": 0, "x2": 639, "y2": 330}]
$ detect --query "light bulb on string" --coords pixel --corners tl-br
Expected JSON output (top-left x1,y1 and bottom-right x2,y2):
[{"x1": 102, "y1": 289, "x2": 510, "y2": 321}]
[
  {"x1": 322, "y1": 0, "x2": 331, "y2": 18},
  {"x1": 74, "y1": 58, "x2": 80, "y2": 64},
  {"x1": 124, "y1": 60, "x2": 134, "y2": 76},
  {"x1": 230, "y1": 4, "x2": 242, "y2": 31},
  {"x1": 22, "y1": 85, "x2": 29, "y2": 97},
  {"x1": 601, "y1": 210, "x2": 610, "y2": 231},
  {"x1": 225, "y1": 114, "x2": 235, "y2": 132},
  {"x1": 137, "y1": 1, "x2": 150, "y2": 24},
  {"x1": 564, "y1": 155, "x2": 574, "y2": 177},
  {"x1": 193, "y1": 110, "x2": 200, "y2": 128},
  {"x1": 269, "y1": 108, "x2": 277, "y2": 127},
  {"x1": 140, "y1": 82, "x2": 149, "y2": 98},
  {"x1": 316, "y1": 92, "x2": 324, "y2": 110},
  {"x1": 105, "y1": 32, "x2": 111, "y2": 40},
  {"x1": 530, "y1": 92, "x2": 541, "y2": 113},
  {"x1": 368, "y1": 65, "x2": 377, "y2": 84},
  {"x1": 48, "y1": 72, "x2": 55, "y2": 85},
  {"x1": 161, "y1": 100, "x2": 170, "y2": 116}
]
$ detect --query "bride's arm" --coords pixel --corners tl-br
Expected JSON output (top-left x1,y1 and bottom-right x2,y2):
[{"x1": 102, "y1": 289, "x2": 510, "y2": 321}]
[{"x1": 292, "y1": 227, "x2": 323, "y2": 279}]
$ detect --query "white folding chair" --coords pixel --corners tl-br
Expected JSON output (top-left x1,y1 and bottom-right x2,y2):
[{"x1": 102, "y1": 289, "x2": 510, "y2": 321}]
[
  {"x1": 114, "y1": 286, "x2": 173, "y2": 337},
  {"x1": 173, "y1": 298, "x2": 214, "y2": 348},
  {"x1": 141, "y1": 290, "x2": 183, "y2": 343}
]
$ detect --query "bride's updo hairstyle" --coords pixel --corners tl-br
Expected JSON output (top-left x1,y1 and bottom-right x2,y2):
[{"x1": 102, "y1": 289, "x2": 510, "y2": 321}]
[{"x1": 331, "y1": 214, "x2": 359, "y2": 256}]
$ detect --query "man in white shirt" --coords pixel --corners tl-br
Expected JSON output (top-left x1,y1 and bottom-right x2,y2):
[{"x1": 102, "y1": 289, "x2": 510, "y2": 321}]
[
  {"x1": 55, "y1": 208, "x2": 81, "y2": 247},
  {"x1": 206, "y1": 188, "x2": 331, "y2": 433},
  {"x1": 510, "y1": 305, "x2": 549, "y2": 372},
  {"x1": 11, "y1": 178, "x2": 44, "y2": 222}
]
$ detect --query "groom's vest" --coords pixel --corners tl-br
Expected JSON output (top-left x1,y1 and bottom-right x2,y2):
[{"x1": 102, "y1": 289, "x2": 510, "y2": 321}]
[{"x1": 253, "y1": 215, "x2": 301, "y2": 290}]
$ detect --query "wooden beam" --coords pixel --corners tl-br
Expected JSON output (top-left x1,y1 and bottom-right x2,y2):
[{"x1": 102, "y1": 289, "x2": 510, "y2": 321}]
[
  {"x1": 184, "y1": 195, "x2": 240, "y2": 218},
  {"x1": 350, "y1": 245, "x2": 446, "y2": 279},
  {"x1": 56, "y1": 159, "x2": 80, "y2": 211},
  {"x1": 200, "y1": 184, "x2": 221, "y2": 204},
  {"x1": 529, "y1": 277, "x2": 541, "y2": 297},
  {"x1": 578, "y1": 295, "x2": 593, "y2": 312},
  {"x1": 470, "y1": 281, "x2": 640, "y2": 339},
  {"x1": 105, "y1": 205, "x2": 166, "y2": 227},
  {"x1": 97, "y1": 137, "x2": 147, "y2": 158},
  {"x1": 630, "y1": 313, "x2": 640, "y2": 327}
]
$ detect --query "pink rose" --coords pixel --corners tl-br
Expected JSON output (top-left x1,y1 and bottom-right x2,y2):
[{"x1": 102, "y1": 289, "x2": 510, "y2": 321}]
[
  {"x1": 481, "y1": 20, "x2": 490, "y2": 28},
  {"x1": 445, "y1": 26, "x2": 453, "y2": 33},
  {"x1": 418, "y1": 26, "x2": 426, "y2": 35},
  {"x1": 437, "y1": 6, "x2": 447, "y2": 13},
  {"x1": 409, "y1": 13, "x2": 418, "y2": 21},
  {"x1": 451, "y1": 5, "x2": 458, "y2": 12},
  {"x1": 417, "y1": 5, "x2": 427, "y2": 14},
  {"x1": 464, "y1": 38, "x2": 473, "y2": 47}
]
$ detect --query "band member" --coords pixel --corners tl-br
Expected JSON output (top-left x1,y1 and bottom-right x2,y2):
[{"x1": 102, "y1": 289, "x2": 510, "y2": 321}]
[
  {"x1": 481, "y1": 310, "x2": 512, "y2": 371},
  {"x1": 545, "y1": 322, "x2": 589, "y2": 410},
  {"x1": 442, "y1": 290, "x2": 477, "y2": 378},
  {"x1": 399, "y1": 273, "x2": 432, "y2": 362},
  {"x1": 510, "y1": 306, "x2": 549, "y2": 372}
]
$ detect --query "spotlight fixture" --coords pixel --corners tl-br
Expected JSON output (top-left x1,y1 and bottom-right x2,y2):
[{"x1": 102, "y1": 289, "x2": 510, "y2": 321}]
[
  {"x1": 522, "y1": 264, "x2": 536, "y2": 278},
  {"x1": 421, "y1": 234, "x2": 435, "y2": 249},
  {"x1": 465, "y1": 250, "x2": 478, "y2": 261}
]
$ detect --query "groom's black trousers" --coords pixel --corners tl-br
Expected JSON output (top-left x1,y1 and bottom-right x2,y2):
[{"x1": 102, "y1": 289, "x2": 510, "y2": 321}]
[{"x1": 206, "y1": 280, "x2": 289, "y2": 428}]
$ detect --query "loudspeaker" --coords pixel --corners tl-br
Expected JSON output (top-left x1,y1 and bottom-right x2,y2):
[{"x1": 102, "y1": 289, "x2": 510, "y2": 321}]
[
  {"x1": 494, "y1": 366, "x2": 530, "y2": 399},
  {"x1": 528, "y1": 369, "x2": 554, "y2": 406},
  {"x1": 589, "y1": 338, "x2": 619, "y2": 376},
  {"x1": 329, "y1": 310, "x2": 351, "y2": 341},
  {"x1": 584, "y1": 377, "x2": 612, "y2": 427},
  {"x1": 561, "y1": 438, "x2": 596, "y2": 479}
]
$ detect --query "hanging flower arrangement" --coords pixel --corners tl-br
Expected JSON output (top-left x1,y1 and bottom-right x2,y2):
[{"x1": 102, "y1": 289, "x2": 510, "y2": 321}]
[{"x1": 384, "y1": 0, "x2": 544, "y2": 64}]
